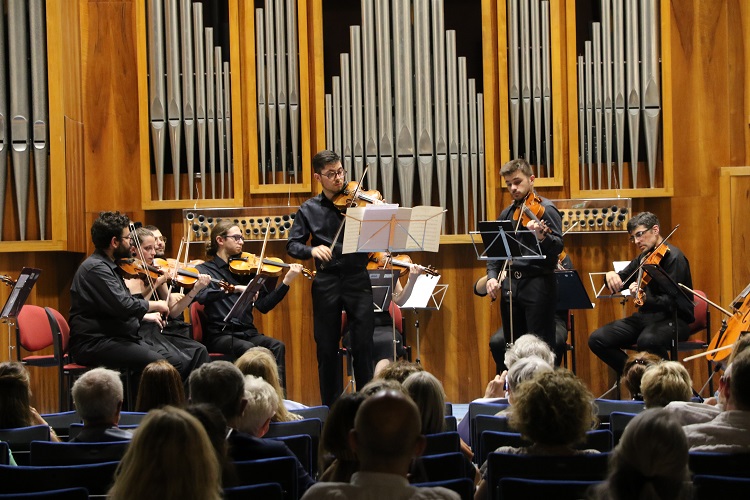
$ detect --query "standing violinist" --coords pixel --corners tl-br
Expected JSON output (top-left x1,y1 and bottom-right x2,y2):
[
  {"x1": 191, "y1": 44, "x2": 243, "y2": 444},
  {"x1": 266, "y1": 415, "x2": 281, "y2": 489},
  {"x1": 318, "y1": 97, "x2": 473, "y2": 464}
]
[
  {"x1": 484, "y1": 159, "x2": 564, "y2": 355},
  {"x1": 286, "y1": 149, "x2": 376, "y2": 406},
  {"x1": 588, "y1": 212, "x2": 694, "y2": 375},
  {"x1": 194, "y1": 220, "x2": 303, "y2": 389}
]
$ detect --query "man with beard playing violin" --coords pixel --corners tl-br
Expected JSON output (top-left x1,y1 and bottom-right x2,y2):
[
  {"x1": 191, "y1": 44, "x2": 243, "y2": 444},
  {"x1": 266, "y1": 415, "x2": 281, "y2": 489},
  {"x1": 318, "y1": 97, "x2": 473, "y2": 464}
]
[
  {"x1": 286, "y1": 150, "x2": 378, "y2": 406},
  {"x1": 484, "y1": 159, "x2": 564, "y2": 358},
  {"x1": 588, "y1": 212, "x2": 693, "y2": 375},
  {"x1": 194, "y1": 220, "x2": 303, "y2": 389}
]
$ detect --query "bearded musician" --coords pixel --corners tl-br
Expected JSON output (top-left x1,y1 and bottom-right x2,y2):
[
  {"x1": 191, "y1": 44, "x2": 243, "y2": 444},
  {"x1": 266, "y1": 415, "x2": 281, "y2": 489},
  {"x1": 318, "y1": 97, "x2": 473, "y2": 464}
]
[{"x1": 588, "y1": 212, "x2": 694, "y2": 375}]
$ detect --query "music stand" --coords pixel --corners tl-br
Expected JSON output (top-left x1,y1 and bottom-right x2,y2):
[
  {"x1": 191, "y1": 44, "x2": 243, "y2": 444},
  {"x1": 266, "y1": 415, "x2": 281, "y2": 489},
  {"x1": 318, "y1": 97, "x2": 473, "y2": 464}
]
[
  {"x1": 223, "y1": 274, "x2": 271, "y2": 326},
  {"x1": 398, "y1": 274, "x2": 448, "y2": 364},
  {"x1": 556, "y1": 270, "x2": 594, "y2": 311},
  {"x1": 642, "y1": 263, "x2": 695, "y2": 360},
  {"x1": 1, "y1": 267, "x2": 42, "y2": 361},
  {"x1": 368, "y1": 269, "x2": 397, "y2": 313},
  {"x1": 470, "y1": 220, "x2": 545, "y2": 261}
]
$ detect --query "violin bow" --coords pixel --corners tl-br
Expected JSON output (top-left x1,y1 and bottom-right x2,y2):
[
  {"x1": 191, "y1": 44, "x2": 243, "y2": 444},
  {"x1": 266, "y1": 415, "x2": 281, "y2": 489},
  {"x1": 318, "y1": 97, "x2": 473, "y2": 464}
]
[
  {"x1": 256, "y1": 220, "x2": 272, "y2": 279},
  {"x1": 321, "y1": 165, "x2": 370, "y2": 270}
]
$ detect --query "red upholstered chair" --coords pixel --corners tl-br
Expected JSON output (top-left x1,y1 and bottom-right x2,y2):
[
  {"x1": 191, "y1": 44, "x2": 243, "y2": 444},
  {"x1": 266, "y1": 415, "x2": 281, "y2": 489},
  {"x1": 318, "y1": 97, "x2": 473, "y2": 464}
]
[
  {"x1": 44, "y1": 307, "x2": 89, "y2": 412},
  {"x1": 189, "y1": 301, "x2": 229, "y2": 361},
  {"x1": 16, "y1": 305, "x2": 56, "y2": 367}
]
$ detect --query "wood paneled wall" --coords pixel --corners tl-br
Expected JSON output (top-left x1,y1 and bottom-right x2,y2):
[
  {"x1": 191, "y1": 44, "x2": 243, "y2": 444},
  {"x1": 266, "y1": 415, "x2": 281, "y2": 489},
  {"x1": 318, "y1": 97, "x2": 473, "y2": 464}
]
[{"x1": 1, "y1": 0, "x2": 748, "y2": 412}]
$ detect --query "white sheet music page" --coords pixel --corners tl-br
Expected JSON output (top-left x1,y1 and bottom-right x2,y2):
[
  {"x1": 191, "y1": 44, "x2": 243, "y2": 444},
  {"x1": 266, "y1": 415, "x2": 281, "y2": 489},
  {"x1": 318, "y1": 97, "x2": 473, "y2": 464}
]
[
  {"x1": 613, "y1": 260, "x2": 631, "y2": 296},
  {"x1": 391, "y1": 206, "x2": 444, "y2": 252},
  {"x1": 399, "y1": 274, "x2": 441, "y2": 309},
  {"x1": 342, "y1": 204, "x2": 398, "y2": 253}
]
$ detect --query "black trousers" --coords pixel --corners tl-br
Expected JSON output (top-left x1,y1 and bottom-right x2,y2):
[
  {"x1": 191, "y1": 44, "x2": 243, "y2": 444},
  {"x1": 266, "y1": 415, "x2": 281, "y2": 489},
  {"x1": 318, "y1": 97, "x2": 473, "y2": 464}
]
[
  {"x1": 588, "y1": 310, "x2": 689, "y2": 375},
  {"x1": 71, "y1": 335, "x2": 165, "y2": 372},
  {"x1": 206, "y1": 329, "x2": 287, "y2": 389},
  {"x1": 499, "y1": 272, "x2": 558, "y2": 356},
  {"x1": 312, "y1": 269, "x2": 374, "y2": 406}
]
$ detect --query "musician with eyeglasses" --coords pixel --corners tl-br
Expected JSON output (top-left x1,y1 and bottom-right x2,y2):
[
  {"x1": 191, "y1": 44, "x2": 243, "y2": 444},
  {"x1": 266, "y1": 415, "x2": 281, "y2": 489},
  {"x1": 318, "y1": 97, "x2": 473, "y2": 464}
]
[
  {"x1": 286, "y1": 149, "x2": 377, "y2": 406},
  {"x1": 588, "y1": 212, "x2": 694, "y2": 375}
]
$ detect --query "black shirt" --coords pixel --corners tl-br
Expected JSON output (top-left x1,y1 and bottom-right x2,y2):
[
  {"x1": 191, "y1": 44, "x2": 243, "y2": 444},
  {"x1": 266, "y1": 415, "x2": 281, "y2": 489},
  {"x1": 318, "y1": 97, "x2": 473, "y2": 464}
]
[
  {"x1": 195, "y1": 256, "x2": 289, "y2": 335},
  {"x1": 286, "y1": 192, "x2": 370, "y2": 272}
]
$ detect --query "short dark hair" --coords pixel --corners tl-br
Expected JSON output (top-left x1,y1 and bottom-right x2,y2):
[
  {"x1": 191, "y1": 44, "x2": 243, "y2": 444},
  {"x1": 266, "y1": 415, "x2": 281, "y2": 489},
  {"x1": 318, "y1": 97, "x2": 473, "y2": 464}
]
[
  {"x1": 91, "y1": 211, "x2": 130, "y2": 250},
  {"x1": 500, "y1": 158, "x2": 534, "y2": 177},
  {"x1": 312, "y1": 150, "x2": 341, "y2": 174},
  {"x1": 189, "y1": 361, "x2": 245, "y2": 420},
  {"x1": 627, "y1": 212, "x2": 659, "y2": 234}
]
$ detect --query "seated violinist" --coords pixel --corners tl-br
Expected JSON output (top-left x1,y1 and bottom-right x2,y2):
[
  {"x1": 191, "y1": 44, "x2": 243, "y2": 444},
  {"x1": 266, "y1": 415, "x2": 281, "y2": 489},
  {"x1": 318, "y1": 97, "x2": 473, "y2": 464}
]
[
  {"x1": 194, "y1": 220, "x2": 304, "y2": 389},
  {"x1": 588, "y1": 212, "x2": 694, "y2": 376},
  {"x1": 125, "y1": 227, "x2": 210, "y2": 380}
]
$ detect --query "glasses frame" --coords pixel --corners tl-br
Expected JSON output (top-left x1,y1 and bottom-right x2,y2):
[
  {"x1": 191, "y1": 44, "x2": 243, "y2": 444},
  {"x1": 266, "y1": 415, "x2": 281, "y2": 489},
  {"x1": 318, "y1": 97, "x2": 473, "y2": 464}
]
[
  {"x1": 224, "y1": 234, "x2": 244, "y2": 242},
  {"x1": 320, "y1": 168, "x2": 346, "y2": 180},
  {"x1": 629, "y1": 226, "x2": 654, "y2": 243}
]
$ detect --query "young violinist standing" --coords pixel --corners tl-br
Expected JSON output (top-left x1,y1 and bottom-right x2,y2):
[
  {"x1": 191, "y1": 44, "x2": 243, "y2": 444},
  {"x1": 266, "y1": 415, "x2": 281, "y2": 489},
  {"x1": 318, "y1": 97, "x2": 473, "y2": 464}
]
[
  {"x1": 194, "y1": 220, "x2": 303, "y2": 389},
  {"x1": 589, "y1": 212, "x2": 694, "y2": 375},
  {"x1": 286, "y1": 150, "x2": 376, "y2": 406},
  {"x1": 484, "y1": 159, "x2": 564, "y2": 356}
]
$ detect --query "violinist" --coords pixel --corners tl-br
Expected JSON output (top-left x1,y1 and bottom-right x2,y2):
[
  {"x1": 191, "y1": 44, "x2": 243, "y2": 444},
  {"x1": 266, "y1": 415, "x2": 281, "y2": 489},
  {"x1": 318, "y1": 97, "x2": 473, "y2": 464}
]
[
  {"x1": 588, "y1": 212, "x2": 694, "y2": 375},
  {"x1": 286, "y1": 150, "x2": 377, "y2": 406},
  {"x1": 125, "y1": 227, "x2": 210, "y2": 380},
  {"x1": 485, "y1": 159, "x2": 564, "y2": 356},
  {"x1": 194, "y1": 220, "x2": 304, "y2": 389},
  {"x1": 69, "y1": 212, "x2": 170, "y2": 375},
  {"x1": 143, "y1": 224, "x2": 167, "y2": 258}
]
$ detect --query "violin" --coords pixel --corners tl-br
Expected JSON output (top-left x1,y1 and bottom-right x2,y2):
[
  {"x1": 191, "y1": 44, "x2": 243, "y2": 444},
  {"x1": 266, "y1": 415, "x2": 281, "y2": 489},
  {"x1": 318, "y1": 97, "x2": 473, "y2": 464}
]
[
  {"x1": 705, "y1": 291, "x2": 750, "y2": 362},
  {"x1": 633, "y1": 244, "x2": 670, "y2": 307},
  {"x1": 331, "y1": 181, "x2": 383, "y2": 212},
  {"x1": 228, "y1": 252, "x2": 316, "y2": 279},
  {"x1": 154, "y1": 258, "x2": 235, "y2": 292},
  {"x1": 116, "y1": 258, "x2": 164, "y2": 281},
  {"x1": 513, "y1": 192, "x2": 567, "y2": 264},
  {"x1": 367, "y1": 252, "x2": 439, "y2": 278}
]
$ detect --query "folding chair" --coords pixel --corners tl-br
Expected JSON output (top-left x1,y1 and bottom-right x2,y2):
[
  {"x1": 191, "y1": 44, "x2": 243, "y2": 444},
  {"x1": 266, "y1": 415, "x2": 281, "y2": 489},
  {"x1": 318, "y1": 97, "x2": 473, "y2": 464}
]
[
  {"x1": 16, "y1": 305, "x2": 56, "y2": 368},
  {"x1": 233, "y1": 456, "x2": 298, "y2": 500},
  {"x1": 413, "y1": 478, "x2": 475, "y2": 500},
  {"x1": 189, "y1": 302, "x2": 230, "y2": 361},
  {"x1": 424, "y1": 431, "x2": 461, "y2": 456},
  {"x1": 30, "y1": 440, "x2": 129, "y2": 466},
  {"x1": 0, "y1": 425, "x2": 51, "y2": 465},
  {"x1": 0, "y1": 461, "x2": 119, "y2": 495}
]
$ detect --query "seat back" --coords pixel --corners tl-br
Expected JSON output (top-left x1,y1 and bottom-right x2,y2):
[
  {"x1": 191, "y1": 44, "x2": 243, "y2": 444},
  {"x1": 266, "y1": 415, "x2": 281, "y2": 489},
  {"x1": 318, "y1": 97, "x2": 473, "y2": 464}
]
[
  {"x1": 45, "y1": 307, "x2": 71, "y2": 357},
  {"x1": 265, "y1": 418, "x2": 322, "y2": 477},
  {"x1": 233, "y1": 457, "x2": 298, "y2": 500},
  {"x1": 17, "y1": 305, "x2": 54, "y2": 353},
  {"x1": 444, "y1": 415, "x2": 457, "y2": 432},
  {"x1": 289, "y1": 405, "x2": 329, "y2": 424},
  {"x1": 40, "y1": 412, "x2": 82, "y2": 441},
  {"x1": 468, "y1": 402, "x2": 508, "y2": 450},
  {"x1": 694, "y1": 474, "x2": 750, "y2": 500},
  {"x1": 689, "y1": 290, "x2": 709, "y2": 335},
  {"x1": 270, "y1": 434, "x2": 312, "y2": 476},
  {"x1": 499, "y1": 477, "x2": 601, "y2": 500},
  {"x1": 0, "y1": 487, "x2": 89, "y2": 499},
  {"x1": 119, "y1": 412, "x2": 147, "y2": 426},
  {"x1": 689, "y1": 452, "x2": 750, "y2": 478},
  {"x1": 424, "y1": 431, "x2": 461, "y2": 456},
  {"x1": 30, "y1": 440, "x2": 129, "y2": 466},
  {"x1": 609, "y1": 412, "x2": 638, "y2": 445},
  {"x1": 224, "y1": 483, "x2": 284, "y2": 500},
  {"x1": 412, "y1": 478, "x2": 475, "y2": 500},
  {"x1": 0, "y1": 441, "x2": 8, "y2": 466},
  {"x1": 189, "y1": 302, "x2": 206, "y2": 342},
  {"x1": 412, "y1": 452, "x2": 474, "y2": 483},
  {"x1": 594, "y1": 399, "x2": 645, "y2": 422},
  {"x1": 472, "y1": 412, "x2": 511, "y2": 455},
  {"x1": 67, "y1": 424, "x2": 137, "y2": 441},
  {"x1": 0, "y1": 461, "x2": 119, "y2": 495},
  {"x1": 0, "y1": 425, "x2": 51, "y2": 465}
]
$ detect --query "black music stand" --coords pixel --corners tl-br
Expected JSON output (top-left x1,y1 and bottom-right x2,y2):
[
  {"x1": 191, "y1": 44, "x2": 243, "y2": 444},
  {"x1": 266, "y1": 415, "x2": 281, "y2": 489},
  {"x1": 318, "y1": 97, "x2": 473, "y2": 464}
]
[
  {"x1": 643, "y1": 263, "x2": 695, "y2": 360},
  {"x1": 1, "y1": 268, "x2": 42, "y2": 361},
  {"x1": 471, "y1": 220, "x2": 545, "y2": 261},
  {"x1": 555, "y1": 270, "x2": 594, "y2": 311}
]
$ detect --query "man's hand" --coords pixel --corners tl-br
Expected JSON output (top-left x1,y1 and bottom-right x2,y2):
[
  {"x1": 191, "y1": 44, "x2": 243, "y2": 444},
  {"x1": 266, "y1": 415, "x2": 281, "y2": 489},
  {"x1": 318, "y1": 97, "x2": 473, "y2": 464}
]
[
  {"x1": 486, "y1": 278, "x2": 500, "y2": 300},
  {"x1": 606, "y1": 271, "x2": 623, "y2": 294},
  {"x1": 484, "y1": 371, "x2": 508, "y2": 399},
  {"x1": 311, "y1": 245, "x2": 333, "y2": 262}
]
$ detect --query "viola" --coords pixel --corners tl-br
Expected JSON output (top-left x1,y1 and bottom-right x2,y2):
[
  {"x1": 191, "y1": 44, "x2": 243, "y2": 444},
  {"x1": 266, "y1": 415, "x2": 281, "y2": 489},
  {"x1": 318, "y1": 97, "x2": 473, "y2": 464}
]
[
  {"x1": 331, "y1": 181, "x2": 383, "y2": 212},
  {"x1": 633, "y1": 244, "x2": 670, "y2": 307},
  {"x1": 116, "y1": 258, "x2": 164, "y2": 281},
  {"x1": 706, "y1": 291, "x2": 750, "y2": 362},
  {"x1": 154, "y1": 258, "x2": 235, "y2": 292},
  {"x1": 367, "y1": 252, "x2": 439, "y2": 278},
  {"x1": 228, "y1": 252, "x2": 315, "y2": 279}
]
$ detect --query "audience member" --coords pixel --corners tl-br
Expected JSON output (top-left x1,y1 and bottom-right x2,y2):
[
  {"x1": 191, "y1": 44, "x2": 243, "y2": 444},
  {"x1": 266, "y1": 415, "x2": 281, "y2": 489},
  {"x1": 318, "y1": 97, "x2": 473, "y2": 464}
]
[
  {"x1": 501, "y1": 355, "x2": 554, "y2": 408},
  {"x1": 359, "y1": 378, "x2": 407, "y2": 398},
  {"x1": 683, "y1": 350, "x2": 750, "y2": 452},
  {"x1": 302, "y1": 390, "x2": 459, "y2": 499},
  {"x1": 0, "y1": 361, "x2": 60, "y2": 442},
  {"x1": 620, "y1": 351, "x2": 662, "y2": 401},
  {"x1": 237, "y1": 375, "x2": 278, "y2": 437},
  {"x1": 188, "y1": 361, "x2": 314, "y2": 495},
  {"x1": 589, "y1": 408, "x2": 692, "y2": 500},
  {"x1": 135, "y1": 359, "x2": 186, "y2": 412},
  {"x1": 376, "y1": 360, "x2": 425, "y2": 384},
  {"x1": 318, "y1": 392, "x2": 366, "y2": 482},
  {"x1": 186, "y1": 403, "x2": 239, "y2": 488},
  {"x1": 474, "y1": 369, "x2": 598, "y2": 499},
  {"x1": 108, "y1": 406, "x2": 222, "y2": 500},
  {"x1": 70, "y1": 367, "x2": 131, "y2": 442},
  {"x1": 235, "y1": 347, "x2": 304, "y2": 421},
  {"x1": 641, "y1": 361, "x2": 692, "y2": 408}
]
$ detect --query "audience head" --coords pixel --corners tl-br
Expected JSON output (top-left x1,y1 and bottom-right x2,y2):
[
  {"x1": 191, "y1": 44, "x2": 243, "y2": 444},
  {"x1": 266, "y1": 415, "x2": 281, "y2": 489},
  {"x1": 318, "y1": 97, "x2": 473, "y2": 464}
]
[
  {"x1": 135, "y1": 360, "x2": 185, "y2": 412},
  {"x1": 108, "y1": 406, "x2": 221, "y2": 500},
  {"x1": 235, "y1": 347, "x2": 297, "y2": 422},
  {"x1": 238, "y1": 375, "x2": 279, "y2": 437},
  {"x1": 359, "y1": 378, "x2": 407, "y2": 398},
  {"x1": 72, "y1": 367, "x2": 123, "y2": 425},
  {"x1": 319, "y1": 392, "x2": 367, "y2": 481},
  {"x1": 621, "y1": 352, "x2": 662, "y2": 400},
  {"x1": 726, "y1": 350, "x2": 750, "y2": 411},
  {"x1": 504, "y1": 333, "x2": 555, "y2": 368},
  {"x1": 505, "y1": 355, "x2": 553, "y2": 404},
  {"x1": 728, "y1": 334, "x2": 750, "y2": 365},
  {"x1": 376, "y1": 360, "x2": 425, "y2": 384},
  {"x1": 641, "y1": 362, "x2": 692, "y2": 408},
  {"x1": 595, "y1": 408, "x2": 691, "y2": 500},
  {"x1": 189, "y1": 361, "x2": 246, "y2": 424},
  {"x1": 185, "y1": 403, "x2": 237, "y2": 488},
  {"x1": 0, "y1": 361, "x2": 33, "y2": 428},
  {"x1": 350, "y1": 390, "x2": 425, "y2": 474},
  {"x1": 402, "y1": 371, "x2": 446, "y2": 434},
  {"x1": 509, "y1": 369, "x2": 596, "y2": 447}
]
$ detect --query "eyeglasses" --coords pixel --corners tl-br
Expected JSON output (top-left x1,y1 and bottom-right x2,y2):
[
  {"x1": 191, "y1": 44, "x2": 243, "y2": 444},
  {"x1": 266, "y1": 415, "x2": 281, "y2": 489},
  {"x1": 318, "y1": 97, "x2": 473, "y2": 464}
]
[
  {"x1": 629, "y1": 227, "x2": 653, "y2": 243},
  {"x1": 119, "y1": 234, "x2": 132, "y2": 242},
  {"x1": 321, "y1": 168, "x2": 346, "y2": 180},
  {"x1": 224, "y1": 234, "x2": 244, "y2": 242},
  {"x1": 157, "y1": 236, "x2": 167, "y2": 243}
]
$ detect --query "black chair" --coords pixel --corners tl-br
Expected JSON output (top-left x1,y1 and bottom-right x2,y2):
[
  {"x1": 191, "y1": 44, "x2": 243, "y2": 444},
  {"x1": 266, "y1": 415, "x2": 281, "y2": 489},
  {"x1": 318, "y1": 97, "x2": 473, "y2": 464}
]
[
  {"x1": 499, "y1": 477, "x2": 601, "y2": 500},
  {"x1": 479, "y1": 430, "x2": 613, "y2": 466},
  {"x1": 485, "y1": 452, "x2": 610, "y2": 498},
  {"x1": 0, "y1": 426, "x2": 51, "y2": 465},
  {"x1": 233, "y1": 457, "x2": 298, "y2": 500},
  {"x1": 467, "y1": 402, "x2": 508, "y2": 452},
  {"x1": 413, "y1": 478, "x2": 474, "y2": 500},
  {"x1": 694, "y1": 474, "x2": 750, "y2": 500},
  {"x1": 413, "y1": 452, "x2": 474, "y2": 483},
  {"x1": 472, "y1": 414, "x2": 511, "y2": 456},
  {"x1": 689, "y1": 452, "x2": 750, "y2": 478},
  {"x1": 270, "y1": 434, "x2": 312, "y2": 476},
  {"x1": 30, "y1": 440, "x2": 129, "y2": 466},
  {"x1": 40, "y1": 412, "x2": 82, "y2": 441},
  {"x1": 0, "y1": 488, "x2": 89, "y2": 500},
  {"x1": 609, "y1": 411, "x2": 638, "y2": 445},
  {"x1": 424, "y1": 431, "x2": 461, "y2": 456},
  {"x1": 0, "y1": 441, "x2": 8, "y2": 465},
  {"x1": 265, "y1": 418, "x2": 322, "y2": 477},
  {"x1": 67, "y1": 424, "x2": 137, "y2": 441},
  {"x1": 0, "y1": 461, "x2": 119, "y2": 495},
  {"x1": 224, "y1": 482, "x2": 284, "y2": 500},
  {"x1": 289, "y1": 405, "x2": 329, "y2": 424},
  {"x1": 444, "y1": 415, "x2": 457, "y2": 432}
]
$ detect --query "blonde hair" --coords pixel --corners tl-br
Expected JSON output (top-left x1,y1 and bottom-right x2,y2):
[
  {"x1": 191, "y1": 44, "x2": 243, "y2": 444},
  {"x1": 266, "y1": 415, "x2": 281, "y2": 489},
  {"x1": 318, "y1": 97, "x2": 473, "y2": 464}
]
[
  {"x1": 108, "y1": 406, "x2": 221, "y2": 500},
  {"x1": 403, "y1": 371, "x2": 446, "y2": 434},
  {"x1": 239, "y1": 375, "x2": 279, "y2": 436},
  {"x1": 641, "y1": 362, "x2": 692, "y2": 408},
  {"x1": 235, "y1": 347, "x2": 301, "y2": 422}
]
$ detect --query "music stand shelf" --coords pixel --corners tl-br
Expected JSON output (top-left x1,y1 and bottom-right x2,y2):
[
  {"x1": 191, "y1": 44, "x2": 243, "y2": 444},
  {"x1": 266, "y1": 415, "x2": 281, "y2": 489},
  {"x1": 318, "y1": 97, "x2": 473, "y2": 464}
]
[{"x1": 1, "y1": 268, "x2": 42, "y2": 361}]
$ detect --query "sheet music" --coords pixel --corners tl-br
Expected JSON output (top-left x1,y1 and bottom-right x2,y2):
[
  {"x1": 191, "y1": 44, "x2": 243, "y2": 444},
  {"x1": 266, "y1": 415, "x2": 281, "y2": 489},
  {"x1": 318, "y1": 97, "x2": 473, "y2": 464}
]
[
  {"x1": 342, "y1": 204, "x2": 399, "y2": 253},
  {"x1": 613, "y1": 260, "x2": 631, "y2": 296},
  {"x1": 399, "y1": 274, "x2": 441, "y2": 309},
  {"x1": 391, "y1": 206, "x2": 444, "y2": 252}
]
